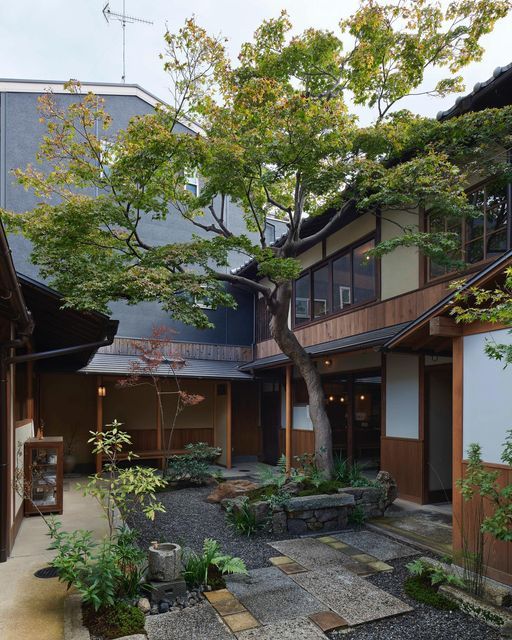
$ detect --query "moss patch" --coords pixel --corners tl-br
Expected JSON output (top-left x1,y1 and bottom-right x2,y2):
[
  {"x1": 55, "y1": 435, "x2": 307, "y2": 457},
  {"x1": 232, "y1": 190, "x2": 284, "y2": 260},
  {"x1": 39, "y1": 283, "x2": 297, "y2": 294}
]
[
  {"x1": 404, "y1": 576, "x2": 458, "y2": 611},
  {"x1": 247, "y1": 485, "x2": 279, "y2": 503},
  {"x1": 82, "y1": 602, "x2": 145, "y2": 639},
  {"x1": 298, "y1": 479, "x2": 343, "y2": 496}
]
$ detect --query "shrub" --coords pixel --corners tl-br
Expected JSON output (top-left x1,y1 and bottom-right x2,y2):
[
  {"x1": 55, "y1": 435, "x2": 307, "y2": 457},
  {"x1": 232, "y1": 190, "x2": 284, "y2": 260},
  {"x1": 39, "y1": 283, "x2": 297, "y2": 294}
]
[
  {"x1": 406, "y1": 558, "x2": 465, "y2": 589},
  {"x1": 225, "y1": 497, "x2": 262, "y2": 536},
  {"x1": 184, "y1": 441, "x2": 222, "y2": 463},
  {"x1": 166, "y1": 455, "x2": 211, "y2": 485},
  {"x1": 404, "y1": 576, "x2": 458, "y2": 611},
  {"x1": 348, "y1": 505, "x2": 366, "y2": 526},
  {"x1": 45, "y1": 424, "x2": 165, "y2": 611},
  {"x1": 183, "y1": 538, "x2": 247, "y2": 588},
  {"x1": 82, "y1": 601, "x2": 145, "y2": 639}
]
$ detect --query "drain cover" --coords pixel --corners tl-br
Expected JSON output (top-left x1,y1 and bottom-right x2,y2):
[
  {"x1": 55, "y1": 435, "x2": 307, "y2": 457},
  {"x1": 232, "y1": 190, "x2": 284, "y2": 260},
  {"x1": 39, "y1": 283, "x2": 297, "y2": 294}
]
[{"x1": 34, "y1": 566, "x2": 59, "y2": 579}]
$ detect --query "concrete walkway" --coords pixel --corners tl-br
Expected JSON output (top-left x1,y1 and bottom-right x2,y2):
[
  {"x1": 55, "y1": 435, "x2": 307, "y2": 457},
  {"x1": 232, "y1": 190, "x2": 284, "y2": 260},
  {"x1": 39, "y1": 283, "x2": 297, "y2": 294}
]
[{"x1": 0, "y1": 478, "x2": 107, "y2": 640}]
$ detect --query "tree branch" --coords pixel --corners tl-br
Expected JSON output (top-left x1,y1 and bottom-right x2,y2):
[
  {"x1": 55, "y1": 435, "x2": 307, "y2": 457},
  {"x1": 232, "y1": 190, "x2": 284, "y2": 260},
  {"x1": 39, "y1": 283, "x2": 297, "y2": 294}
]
[
  {"x1": 294, "y1": 198, "x2": 356, "y2": 253},
  {"x1": 213, "y1": 271, "x2": 272, "y2": 298}
]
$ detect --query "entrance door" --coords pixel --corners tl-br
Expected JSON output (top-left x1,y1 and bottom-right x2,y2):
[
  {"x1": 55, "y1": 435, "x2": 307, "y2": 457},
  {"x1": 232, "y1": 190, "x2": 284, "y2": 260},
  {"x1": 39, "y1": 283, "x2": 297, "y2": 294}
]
[
  {"x1": 261, "y1": 382, "x2": 281, "y2": 465},
  {"x1": 426, "y1": 366, "x2": 452, "y2": 502}
]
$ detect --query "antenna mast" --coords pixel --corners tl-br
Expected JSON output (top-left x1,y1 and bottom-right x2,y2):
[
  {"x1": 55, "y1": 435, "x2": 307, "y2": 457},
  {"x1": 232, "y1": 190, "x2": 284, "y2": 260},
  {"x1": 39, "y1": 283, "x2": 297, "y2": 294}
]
[{"x1": 102, "y1": 1, "x2": 153, "y2": 83}]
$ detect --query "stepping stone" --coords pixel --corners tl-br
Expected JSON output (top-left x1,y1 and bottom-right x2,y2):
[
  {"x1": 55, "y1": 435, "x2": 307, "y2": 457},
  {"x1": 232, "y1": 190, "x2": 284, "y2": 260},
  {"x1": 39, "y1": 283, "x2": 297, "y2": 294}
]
[
  {"x1": 270, "y1": 538, "x2": 352, "y2": 570},
  {"x1": 333, "y1": 530, "x2": 418, "y2": 561},
  {"x1": 205, "y1": 589, "x2": 234, "y2": 604},
  {"x1": 291, "y1": 566, "x2": 413, "y2": 626},
  {"x1": 145, "y1": 601, "x2": 233, "y2": 640},
  {"x1": 344, "y1": 562, "x2": 376, "y2": 577},
  {"x1": 237, "y1": 617, "x2": 326, "y2": 639},
  {"x1": 329, "y1": 541, "x2": 348, "y2": 550},
  {"x1": 351, "y1": 553, "x2": 378, "y2": 563},
  {"x1": 367, "y1": 560, "x2": 394, "y2": 573},
  {"x1": 309, "y1": 611, "x2": 348, "y2": 632},
  {"x1": 213, "y1": 598, "x2": 247, "y2": 616},
  {"x1": 223, "y1": 611, "x2": 259, "y2": 632},
  {"x1": 278, "y1": 562, "x2": 308, "y2": 575},
  {"x1": 226, "y1": 566, "x2": 325, "y2": 625},
  {"x1": 269, "y1": 556, "x2": 293, "y2": 566},
  {"x1": 316, "y1": 536, "x2": 337, "y2": 543}
]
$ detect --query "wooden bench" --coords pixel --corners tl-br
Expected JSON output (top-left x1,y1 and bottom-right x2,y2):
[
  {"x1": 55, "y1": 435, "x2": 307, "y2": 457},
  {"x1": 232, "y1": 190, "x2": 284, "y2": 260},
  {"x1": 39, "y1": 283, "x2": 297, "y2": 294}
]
[{"x1": 102, "y1": 449, "x2": 188, "y2": 461}]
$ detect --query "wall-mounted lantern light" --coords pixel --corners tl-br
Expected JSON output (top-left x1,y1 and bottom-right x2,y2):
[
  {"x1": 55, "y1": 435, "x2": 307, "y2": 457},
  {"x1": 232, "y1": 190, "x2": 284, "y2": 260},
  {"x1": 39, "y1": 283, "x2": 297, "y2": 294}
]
[
  {"x1": 98, "y1": 385, "x2": 107, "y2": 398},
  {"x1": 323, "y1": 358, "x2": 332, "y2": 366}
]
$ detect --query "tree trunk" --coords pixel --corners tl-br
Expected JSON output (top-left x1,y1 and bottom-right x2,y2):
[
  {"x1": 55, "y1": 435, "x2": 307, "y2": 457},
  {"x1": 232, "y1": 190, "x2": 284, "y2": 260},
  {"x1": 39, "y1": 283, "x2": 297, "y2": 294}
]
[{"x1": 268, "y1": 282, "x2": 334, "y2": 477}]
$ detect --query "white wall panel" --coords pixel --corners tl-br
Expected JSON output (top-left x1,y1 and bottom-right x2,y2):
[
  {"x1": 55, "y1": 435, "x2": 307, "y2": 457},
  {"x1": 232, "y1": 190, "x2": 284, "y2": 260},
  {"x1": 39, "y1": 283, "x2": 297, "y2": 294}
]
[
  {"x1": 385, "y1": 354, "x2": 419, "y2": 439},
  {"x1": 463, "y1": 329, "x2": 512, "y2": 464}
]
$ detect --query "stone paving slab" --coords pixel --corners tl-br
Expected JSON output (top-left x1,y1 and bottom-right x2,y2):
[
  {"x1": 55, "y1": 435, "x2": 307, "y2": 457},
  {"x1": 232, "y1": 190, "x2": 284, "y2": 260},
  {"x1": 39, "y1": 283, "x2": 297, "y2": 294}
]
[
  {"x1": 269, "y1": 537, "x2": 352, "y2": 570},
  {"x1": 236, "y1": 617, "x2": 326, "y2": 640},
  {"x1": 226, "y1": 566, "x2": 325, "y2": 624},
  {"x1": 291, "y1": 566, "x2": 413, "y2": 626},
  {"x1": 145, "y1": 601, "x2": 233, "y2": 640},
  {"x1": 333, "y1": 530, "x2": 418, "y2": 561}
]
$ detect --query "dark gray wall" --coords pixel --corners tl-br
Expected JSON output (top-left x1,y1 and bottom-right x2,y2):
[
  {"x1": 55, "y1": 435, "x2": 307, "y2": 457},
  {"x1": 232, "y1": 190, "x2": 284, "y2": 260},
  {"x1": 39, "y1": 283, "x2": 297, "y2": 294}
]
[{"x1": 0, "y1": 88, "x2": 260, "y2": 345}]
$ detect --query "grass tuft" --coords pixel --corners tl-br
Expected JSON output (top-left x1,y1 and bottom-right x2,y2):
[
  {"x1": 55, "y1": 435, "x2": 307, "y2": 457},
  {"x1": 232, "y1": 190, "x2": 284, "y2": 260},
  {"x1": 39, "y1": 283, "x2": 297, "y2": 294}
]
[{"x1": 404, "y1": 576, "x2": 458, "y2": 611}]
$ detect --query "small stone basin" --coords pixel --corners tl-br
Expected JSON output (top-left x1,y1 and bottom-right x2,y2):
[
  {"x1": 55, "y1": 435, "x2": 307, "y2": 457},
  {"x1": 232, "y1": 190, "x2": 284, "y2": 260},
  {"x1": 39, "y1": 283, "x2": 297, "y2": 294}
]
[{"x1": 148, "y1": 542, "x2": 183, "y2": 582}]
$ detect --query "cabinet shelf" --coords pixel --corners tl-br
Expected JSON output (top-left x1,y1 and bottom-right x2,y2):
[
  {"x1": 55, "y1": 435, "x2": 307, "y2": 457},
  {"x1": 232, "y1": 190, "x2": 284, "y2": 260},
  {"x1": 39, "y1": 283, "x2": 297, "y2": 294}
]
[{"x1": 24, "y1": 437, "x2": 63, "y2": 516}]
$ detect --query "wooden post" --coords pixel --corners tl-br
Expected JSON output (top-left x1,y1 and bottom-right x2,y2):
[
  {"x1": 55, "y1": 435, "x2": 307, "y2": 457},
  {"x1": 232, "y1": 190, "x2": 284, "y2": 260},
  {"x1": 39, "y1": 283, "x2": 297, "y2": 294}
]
[
  {"x1": 226, "y1": 381, "x2": 232, "y2": 470},
  {"x1": 156, "y1": 381, "x2": 163, "y2": 469},
  {"x1": 26, "y1": 359, "x2": 34, "y2": 421},
  {"x1": 285, "y1": 365, "x2": 293, "y2": 474},
  {"x1": 452, "y1": 337, "x2": 464, "y2": 557},
  {"x1": 96, "y1": 375, "x2": 103, "y2": 475}
]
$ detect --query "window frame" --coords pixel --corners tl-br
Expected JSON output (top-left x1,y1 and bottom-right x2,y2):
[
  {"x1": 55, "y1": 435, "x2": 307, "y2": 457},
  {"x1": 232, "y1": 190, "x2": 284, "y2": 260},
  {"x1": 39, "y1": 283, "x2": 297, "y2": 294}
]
[
  {"x1": 426, "y1": 175, "x2": 512, "y2": 282},
  {"x1": 292, "y1": 234, "x2": 378, "y2": 329}
]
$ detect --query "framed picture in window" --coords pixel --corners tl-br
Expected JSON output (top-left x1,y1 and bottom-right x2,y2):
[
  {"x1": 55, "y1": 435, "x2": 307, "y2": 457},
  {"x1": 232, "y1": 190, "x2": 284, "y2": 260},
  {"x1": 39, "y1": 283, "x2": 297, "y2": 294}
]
[
  {"x1": 338, "y1": 286, "x2": 351, "y2": 309},
  {"x1": 295, "y1": 297, "x2": 310, "y2": 318}
]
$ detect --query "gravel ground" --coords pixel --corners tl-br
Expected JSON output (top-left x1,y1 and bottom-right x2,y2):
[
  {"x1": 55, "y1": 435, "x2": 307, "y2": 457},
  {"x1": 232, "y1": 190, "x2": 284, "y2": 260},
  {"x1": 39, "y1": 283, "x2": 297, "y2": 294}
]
[
  {"x1": 328, "y1": 555, "x2": 504, "y2": 640},
  {"x1": 127, "y1": 484, "x2": 299, "y2": 569},
  {"x1": 128, "y1": 487, "x2": 506, "y2": 639}
]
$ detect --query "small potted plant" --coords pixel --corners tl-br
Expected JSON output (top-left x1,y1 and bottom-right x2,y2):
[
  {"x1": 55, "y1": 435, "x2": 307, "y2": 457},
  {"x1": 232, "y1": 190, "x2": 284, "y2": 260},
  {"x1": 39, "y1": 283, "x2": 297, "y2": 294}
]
[{"x1": 63, "y1": 428, "x2": 77, "y2": 474}]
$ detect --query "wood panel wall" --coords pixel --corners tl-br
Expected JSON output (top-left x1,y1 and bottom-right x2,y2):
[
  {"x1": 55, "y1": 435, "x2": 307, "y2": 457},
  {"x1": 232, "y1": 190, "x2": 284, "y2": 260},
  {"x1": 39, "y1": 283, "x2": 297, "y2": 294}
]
[
  {"x1": 128, "y1": 427, "x2": 214, "y2": 451},
  {"x1": 381, "y1": 436, "x2": 425, "y2": 503},
  {"x1": 256, "y1": 280, "x2": 450, "y2": 359},
  {"x1": 279, "y1": 429, "x2": 315, "y2": 462},
  {"x1": 231, "y1": 382, "x2": 262, "y2": 457},
  {"x1": 101, "y1": 337, "x2": 253, "y2": 362}
]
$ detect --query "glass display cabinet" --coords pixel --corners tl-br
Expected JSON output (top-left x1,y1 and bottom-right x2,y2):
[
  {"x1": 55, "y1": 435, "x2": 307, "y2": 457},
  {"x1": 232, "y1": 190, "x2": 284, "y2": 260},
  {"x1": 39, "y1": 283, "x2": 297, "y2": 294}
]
[{"x1": 24, "y1": 436, "x2": 63, "y2": 515}]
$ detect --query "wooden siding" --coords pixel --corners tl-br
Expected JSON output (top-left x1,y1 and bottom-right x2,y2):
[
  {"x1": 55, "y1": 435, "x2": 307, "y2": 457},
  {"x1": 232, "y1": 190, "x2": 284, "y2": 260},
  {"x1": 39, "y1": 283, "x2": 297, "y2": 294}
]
[
  {"x1": 256, "y1": 280, "x2": 450, "y2": 359},
  {"x1": 381, "y1": 436, "x2": 425, "y2": 503},
  {"x1": 128, "y1": 427, "x2": 214, "y2": 451},
  {"x1": 232, "y1": 382, "x2": 262, "y2": 457},
  {"x1": 279, "y1": 429, "x2": 315, "y2": 462},
  {"x1": 102, "y1": 337, "x2": 253, "y2": 363}
]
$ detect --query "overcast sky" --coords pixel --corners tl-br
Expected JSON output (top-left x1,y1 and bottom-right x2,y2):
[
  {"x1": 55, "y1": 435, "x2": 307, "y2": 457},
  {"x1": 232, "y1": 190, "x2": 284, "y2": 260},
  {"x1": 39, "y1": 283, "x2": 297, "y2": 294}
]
[{"x1": 1, "y1": 1, "x2": 511, "y2": 121}]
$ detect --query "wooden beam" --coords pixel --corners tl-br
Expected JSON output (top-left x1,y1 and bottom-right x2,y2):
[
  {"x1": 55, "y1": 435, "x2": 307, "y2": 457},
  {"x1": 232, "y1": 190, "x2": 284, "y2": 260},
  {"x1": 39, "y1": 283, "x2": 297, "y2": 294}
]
[
  {"x1": 452, "y1": 337, "x2": 464, "y2": 557},
  {"x1": 429, "y1": 316, "x2": 462, "y2": 337},
  {"x1": 226, "y1": 381, "x2": 232, "y2": 470},
  {"x1": 285, "y1": 365, "x2": 293, "y2": 474},
  {"x1": 26, "y1": 359, "x2": 34, "y2": 421},
  {"x1": 95, "y1": 375, "x2": 103, "y2": 475}
]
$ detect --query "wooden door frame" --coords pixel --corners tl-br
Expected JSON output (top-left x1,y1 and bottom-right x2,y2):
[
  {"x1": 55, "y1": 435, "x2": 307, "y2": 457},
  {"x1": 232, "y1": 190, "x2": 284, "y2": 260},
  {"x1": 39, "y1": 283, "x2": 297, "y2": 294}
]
[{"x1": 423, "y1": 362, "x2": 453, "y2": 504}]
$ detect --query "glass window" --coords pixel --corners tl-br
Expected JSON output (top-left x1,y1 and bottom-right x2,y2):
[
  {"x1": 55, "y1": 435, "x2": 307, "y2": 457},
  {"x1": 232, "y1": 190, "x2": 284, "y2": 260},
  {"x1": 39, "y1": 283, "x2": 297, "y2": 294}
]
[
  {"x1": 264, "y1": 222, "x2": 276, "y2": 245},
  {"x1": 332, "y1": 253, "x2": 351, "y2": 311},
  {"x1": 353, "y1": 240, "x2": 376, "y2": 305},
  {"x1": 294, "y1": 273, "x2": 311, "y2": 325},
  {"x1": 313, "y1": 265, "x2": 330, "y2": 318}
]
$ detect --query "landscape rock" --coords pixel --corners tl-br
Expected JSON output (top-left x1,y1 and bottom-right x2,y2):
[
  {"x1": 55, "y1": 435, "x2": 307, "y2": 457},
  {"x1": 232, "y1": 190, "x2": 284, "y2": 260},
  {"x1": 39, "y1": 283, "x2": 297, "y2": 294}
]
[
  {"x1": 206, "y1": 480, "x2": 259, "y2": 504},
  {"x1": 285, "y1": 493, "x2": 355, "y2": 511},
  {"x1": 375, "y1": 471, "x2": 398, "y2": 508},
  {"x1": 137, "y1": 597, "x2": 151, "y2": 614}
]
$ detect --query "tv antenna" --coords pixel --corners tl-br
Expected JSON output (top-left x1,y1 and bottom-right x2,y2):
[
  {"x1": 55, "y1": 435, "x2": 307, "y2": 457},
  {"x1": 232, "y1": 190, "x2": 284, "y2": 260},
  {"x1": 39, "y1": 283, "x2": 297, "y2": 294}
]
[{"x1": 102, "y1": 1, "x2": 153, "y2": 83}]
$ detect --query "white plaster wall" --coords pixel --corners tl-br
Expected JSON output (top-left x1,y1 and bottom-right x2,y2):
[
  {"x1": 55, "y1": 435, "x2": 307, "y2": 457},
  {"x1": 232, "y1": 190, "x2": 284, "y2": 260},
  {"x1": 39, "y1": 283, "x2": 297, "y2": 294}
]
[
  {"x1": 385, "y1": 353, "x2": 419, "y2": 439},
  {"x1": 463, "y1": 329, "x2": 512, "y2": 464},
  {"x1": 325, "y1": 213, "x2": 376, "y2": 256},
  {"x1": 299, "y1": 244, "x2": 323, "y2": 270},
  {"x1": 380, "y1": 210, "x2": 419, "y2": 300}
]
